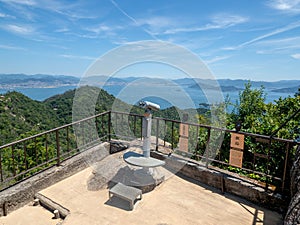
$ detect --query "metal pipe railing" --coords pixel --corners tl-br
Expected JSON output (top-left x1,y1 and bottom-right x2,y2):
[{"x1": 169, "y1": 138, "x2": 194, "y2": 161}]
[
  {"x1": 0, "y1": 110, "x2": 298, "y2": 193},
  {"x1": 0, "y1": 111, "x2": 111, "y2": 190}
]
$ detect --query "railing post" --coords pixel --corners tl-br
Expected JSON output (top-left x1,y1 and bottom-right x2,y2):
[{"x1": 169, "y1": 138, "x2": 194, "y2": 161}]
[
  {"x1": 156, "y1": 119, "x2": 159, "y2": 151},
  {"x1": 282, "y1": 142, "x2": 290, "y2": 192},
  {"x1": 265, "y1": 138, "x2": 272, "y2": 191},
  {"x1": 206, "y1": 128, "x2": 211, "y2": 168},
  {"x1": 102, "y1": 114, "x2": 105, "y2": 138},
  {"x1": 133, "y1": 115, "x2": 137, "y2": 137},
  {"x1": 195, "y1": 125, "x2": 199, "y2": 155},
  {"x1": 45, "y1": 133, "x2": 49, "y2": 162},
  {"x1": 171, "y1": 121, "x2": 174, "y2": 150},
  {"x1": 163, "y1": 121, "x2": 167, "y2": 147},
  {"x1": 56, "y1": 130, "x2": 60, "y2": 166},
  {"x1": 34, "y1": 138, "x2": 37, "y2": 165},
  {"x1": 23, "y1": 142, "x2": 28, "y2": 170},
  {"x1": 121, "y1": 113, "x2": 124, "y2": 138},
  {"x1": 81, "y1": 122, "x2": 85, "y2": 146},
  {"x1": 140, "y1": 117, "x2": 143, "y2": 140},
  {"x1": 11, "y1": 145, "x2": 16, "y2": 176},
  {"x1": 66, "y1": 126, "x2": 70, "y2": 155},
  {"x1": 108, "y1": 111, "x2": 111, "y2": 142},
  {"x1": 0, "y1": 148, "x2": 3, "y2": 182}
]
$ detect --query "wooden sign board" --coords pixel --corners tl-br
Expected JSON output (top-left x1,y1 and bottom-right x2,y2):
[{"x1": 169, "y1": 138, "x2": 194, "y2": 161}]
[
  {"x1": 179, "y1": 137, "x2": 189, "y2": 152},
  {"x1": 229, "y1": 148, "x2": 243, "y2": 168},
  {"x1": 230, "y1": 133, "x2": 244, "y2": 150},
  {"x1": 179, "y1": 124, "x2": 189, "y2": 138}
]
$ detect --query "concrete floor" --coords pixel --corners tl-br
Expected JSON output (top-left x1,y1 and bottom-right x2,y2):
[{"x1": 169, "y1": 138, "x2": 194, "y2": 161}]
[
  {"x1": 0, "y1": 164, "x2": 283, "y2": 225},
  {"x1": 0, "y1": 204, "x2": 62, "y2": 225}
]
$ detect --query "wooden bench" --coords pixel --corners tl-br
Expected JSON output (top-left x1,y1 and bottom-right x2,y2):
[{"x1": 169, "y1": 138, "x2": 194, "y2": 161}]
[{"x1": 109, "y1": 183, "x2": 142, "y2": 210}]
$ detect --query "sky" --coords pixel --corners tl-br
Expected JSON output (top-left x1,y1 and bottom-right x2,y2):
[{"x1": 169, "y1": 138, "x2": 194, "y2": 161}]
[{"x1": 0, "y1": 0, "x2": 300, "y2": 81}]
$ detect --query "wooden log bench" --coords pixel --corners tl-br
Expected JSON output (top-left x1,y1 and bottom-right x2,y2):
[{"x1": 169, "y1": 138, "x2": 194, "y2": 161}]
[{"x1": 109, "y1": 183, "x2": 142, "y2": 210}]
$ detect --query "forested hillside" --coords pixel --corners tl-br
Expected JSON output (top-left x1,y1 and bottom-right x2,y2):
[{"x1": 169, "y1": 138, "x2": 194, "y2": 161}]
[
  {"x1": 44, "y1": 86, "x2": 143, "y2": 124},
  {"x1": 0, "y1": 92, "x2": 60, "y2": 145},
  {"x1": 0, "y1": 86, "x2": 130, "y2": 145},
  {"x1": 0, "y1": 86, "x2": 172, "y2": 145}
]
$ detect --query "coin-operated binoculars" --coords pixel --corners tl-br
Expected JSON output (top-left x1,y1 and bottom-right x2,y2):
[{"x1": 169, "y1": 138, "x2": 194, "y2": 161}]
[{"x1": 139, "y1": 101, "x2": 160, "y2": 158}]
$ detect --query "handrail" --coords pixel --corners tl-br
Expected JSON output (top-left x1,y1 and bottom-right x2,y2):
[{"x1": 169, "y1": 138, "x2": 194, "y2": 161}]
[
  {"x1": 0, "y1": 111, "x2": 111, "y2": 149},
  {"x1": 0, "y1": 110, "x2": 299, "y2": 193},
  {"x1": 2, "y1": 110, "x2": 298, "y2": 150},
  {"x1": 153, "y1": 115, "x2": 300, "y2": 144}
]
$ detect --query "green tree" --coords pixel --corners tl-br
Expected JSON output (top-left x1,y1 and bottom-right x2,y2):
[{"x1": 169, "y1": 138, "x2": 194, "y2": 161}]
[{"x1": 231, "y1": 82, "x2": 266, "y2": 133}]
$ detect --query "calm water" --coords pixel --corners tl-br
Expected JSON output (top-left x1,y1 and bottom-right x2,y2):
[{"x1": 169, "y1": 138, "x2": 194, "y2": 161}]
[
  {"x1": 0, "y1": 86, "x2": 78, "y2": 101},
  {"x1": 104, "y1": 84, "x2": 294, "y2": 109},
  {"x1": 0, "y1": 85, "x2": 294, "y2": 109}
]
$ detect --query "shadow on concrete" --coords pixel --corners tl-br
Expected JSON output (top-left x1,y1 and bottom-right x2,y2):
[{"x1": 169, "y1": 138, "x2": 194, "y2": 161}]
[
  {"x1": 104, "y1": 196, "x2": 140, "y2": 211},
  {"x1": 175, "y1": 172, "x2": 283, "y2": 225}
]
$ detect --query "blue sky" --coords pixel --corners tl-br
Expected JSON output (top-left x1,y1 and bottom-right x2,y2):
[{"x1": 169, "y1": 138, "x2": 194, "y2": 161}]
[{"x1": 0, "y1": 0, "x2": 300, "y2": 81}]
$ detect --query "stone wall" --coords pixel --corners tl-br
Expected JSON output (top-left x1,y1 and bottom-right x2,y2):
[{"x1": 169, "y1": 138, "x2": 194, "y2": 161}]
[
  {"x1": 151, "y1": 151, "x2": 285, "y2": 212},
  {"x1": 284, "y1": 145, "x2": 300, "y2": 225},
  {"x1": 0, "y1": 142, "x2": 109, "y2": 217}
]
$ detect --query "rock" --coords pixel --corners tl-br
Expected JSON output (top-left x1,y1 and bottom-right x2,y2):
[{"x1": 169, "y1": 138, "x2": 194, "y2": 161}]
[
  {"x1": 290, "y1": 145, "x2": 300, "y2": 196},
  {"x1": 285, "y1": 191, "x2": 300, "y2": 225},
  {"x1": 109, "y1": 141, "x2": 129, "y2": 154},
  {"x1": 284, "y1": 145, "x2": 300, "y2": 224}
]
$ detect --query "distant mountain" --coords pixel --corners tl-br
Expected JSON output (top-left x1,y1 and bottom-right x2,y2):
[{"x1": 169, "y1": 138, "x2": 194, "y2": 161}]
[
  {"x1": 271, "y1": 86, "x2": 300, "y2": 93},
  {"x1": 176, "y1": 78, "x2": 300, "y2": 93},
  {"x1": 0, "y1": 74, "x2": 79, "y2": 88},
  {"x1": 217, "y1": 79, "x2": 300, "y2": 90},
  {"x1": 1, "y1": 74, "x2": 299, "y2": 96},
  {"x1": 220, "y1": 86, "x2": 244, "y2": 92}
]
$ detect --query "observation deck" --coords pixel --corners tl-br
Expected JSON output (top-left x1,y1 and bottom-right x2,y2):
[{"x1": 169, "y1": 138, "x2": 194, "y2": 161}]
[
  {"x1": 0, "y1": 111, "x2": 298, "y2": 224},
  {"x1": 0, "y1": 143, "x2": 283, "y2": 225}
]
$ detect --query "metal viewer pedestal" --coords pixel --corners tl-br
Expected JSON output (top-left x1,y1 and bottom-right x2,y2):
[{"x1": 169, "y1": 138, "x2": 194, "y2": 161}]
[{"x1": 122, "y1": 101, "x2": 165, "y2": 192}]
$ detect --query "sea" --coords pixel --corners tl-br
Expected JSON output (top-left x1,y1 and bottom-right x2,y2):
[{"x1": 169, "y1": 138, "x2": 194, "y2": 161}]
[{"x1": 0, "y1": 85, "x2": 295, "y2": 110}]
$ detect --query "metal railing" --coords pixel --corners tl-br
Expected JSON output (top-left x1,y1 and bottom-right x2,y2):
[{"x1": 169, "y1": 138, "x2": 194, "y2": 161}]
[
  {"x1": 111, "y1": 112, "x2": 299, "y2": 193},
  {"x1": 0, "y1": 111, "x2": 299, "y2": 193},
  {"x1": 0, "y1": 111, "x2": 111, "y2": 190}
]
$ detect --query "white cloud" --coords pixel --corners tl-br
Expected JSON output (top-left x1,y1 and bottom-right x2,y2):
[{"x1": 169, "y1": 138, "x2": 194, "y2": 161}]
[
  {"x1": 223, "y1": 21, "x2": 300, "y2": 50},
  {"x1": 60, "y1": 54, "x2": 96, "y2": 61},
  {"x1": 85, "y1": 24, "x2": 114, "y2": 34},
  {"x1": 80, "y1": 23, "x2": 126, "y2": 41},
  {"x1": 1, "y1": 0, "x2": 98, "y2": 21},
  {"x1": 268, "y1": 0, "x2": 300, "y2": 11},
  {"x1": 0, "y1": 12, "x2": 15, "y2": 18},
  {"x1": 255, "y1": 36, "x2": 300, "y2": 54},
  {"x1": 211, "y1": 14, "x2": 248, "y2": 28},
  {"x1": 136, "y1": 16, "x2": 174, "y2": 32},
  {"x1": 291, "y1": 53, "x2": 300, "y2": 59},
  {"x1": 110, "y1": 0, "x2": 158, "y2": 39},
  {"x1": 205, "y1": 55, "x2": 231, "y2": 64},
  {"x1": 268, "y1": 0, "x2": 300, "y2": 13},
  {"x1": 259, "y1": 36, "x2": 300, "y2": 45},
  {"x1": 0, "y1": 0, "x2": 36, "y2": 6},
  {"x1": 164, "y1": 14, "x2": 248, "y2": 34},
  {"x1": 4, "y1": 24, "x2": 35, "y2": 35},
  {"x1": 54, "y1": 28, "x2": 69, "y2": 33},
  {"x1": 0, "y1": 44, "x2": 25, "y2": 50}
]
